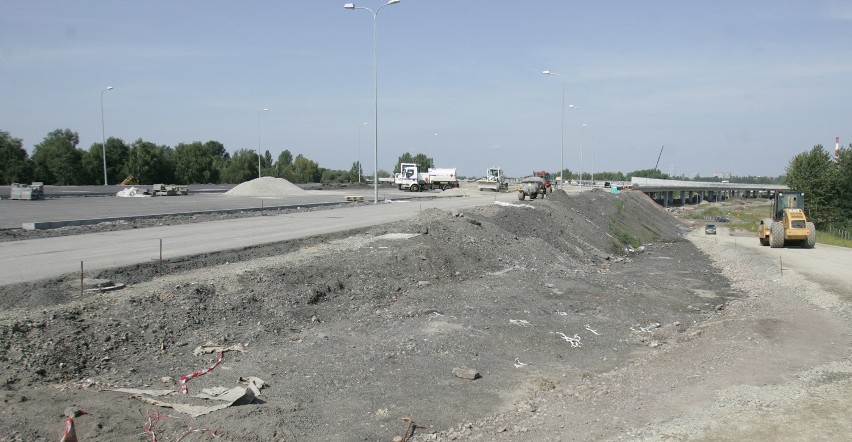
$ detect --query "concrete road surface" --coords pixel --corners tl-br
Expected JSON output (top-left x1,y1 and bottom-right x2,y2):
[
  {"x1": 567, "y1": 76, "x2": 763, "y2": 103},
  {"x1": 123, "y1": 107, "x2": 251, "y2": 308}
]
[
  {"x1": 0, "y1": 193, "x2": 517, "y2": 285},
  {"x1": 0, "y1": 186, "x2": 446, "y2": 228}
]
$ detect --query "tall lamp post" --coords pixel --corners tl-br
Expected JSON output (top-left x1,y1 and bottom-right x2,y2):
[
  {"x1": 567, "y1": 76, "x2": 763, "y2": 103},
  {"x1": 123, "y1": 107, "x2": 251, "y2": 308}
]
[
  {"x1": 587, "y1": 122, "x2": 595, "y2": 186},
  {"x1": 257, "y1": 108, "x2": 268, "y2": 179},
  {"x1": 580, "y1": 122, "x2": 588, "y2": 191},
  {"x1": 568, "y1": 104, "x2": 584, "y2": 188},
  {"x1": 100, "y1": 86, "x2": 113, "y2": 186},
  {"x1": 344, "y1": 0, "x2": 401, "y2": 204},
  {"x1": 542, "y1": 71, "x2": 564, "y2": 188},
  {"x1": 431, "y1": 132, "x2": 438, "y2": 164},
  {"x1": 358, "y1": 122, "x2": 368, "y2": 182}
]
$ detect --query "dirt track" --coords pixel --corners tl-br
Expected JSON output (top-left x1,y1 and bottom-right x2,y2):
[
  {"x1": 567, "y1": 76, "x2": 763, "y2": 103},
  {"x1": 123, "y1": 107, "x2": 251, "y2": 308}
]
[{"x1": 0, "y1": 189, "x2": 849, "y2": 441}]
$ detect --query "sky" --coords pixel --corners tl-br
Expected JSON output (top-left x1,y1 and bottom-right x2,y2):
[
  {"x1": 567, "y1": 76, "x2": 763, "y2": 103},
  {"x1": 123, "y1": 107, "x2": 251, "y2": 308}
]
[{"x1": 2, "y1": 0, "x2": 851, "y2": 179}]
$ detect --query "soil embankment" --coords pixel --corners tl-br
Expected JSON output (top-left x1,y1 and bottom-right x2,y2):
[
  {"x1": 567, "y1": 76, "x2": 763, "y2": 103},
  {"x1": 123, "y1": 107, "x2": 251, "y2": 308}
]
[{"x1": 3, "y1": 189, "x2": 837, "y2": 441}]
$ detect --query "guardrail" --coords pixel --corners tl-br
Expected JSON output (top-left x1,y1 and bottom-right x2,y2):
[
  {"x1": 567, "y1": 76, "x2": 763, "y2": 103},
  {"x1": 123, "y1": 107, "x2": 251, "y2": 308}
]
[{"x1": 824, "y1": 226, "x2": 851, "y2": 240}]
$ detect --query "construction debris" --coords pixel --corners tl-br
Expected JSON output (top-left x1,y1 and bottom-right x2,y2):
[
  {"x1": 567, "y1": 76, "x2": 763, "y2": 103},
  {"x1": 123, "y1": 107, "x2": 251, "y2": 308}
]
[
  {"x1": 110, "y1": 377, "x2": 265, "y2": 418},
  {"x1": 151, "y1": 184, "x2": 189, "y2": 196},
  {"x1": 116, "y1": 187, "x2": 151, "y2": 197},
  {"x1": 10, "y1": 182, "x2": 44, "y2": 200}
]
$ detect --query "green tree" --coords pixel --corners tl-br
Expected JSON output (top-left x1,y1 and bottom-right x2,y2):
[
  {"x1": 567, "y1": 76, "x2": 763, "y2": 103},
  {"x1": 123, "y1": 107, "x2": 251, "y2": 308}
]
[
  {"x1": 835, "y1": 145, "x2": 852, "y2": 228},
  {"x1": 626, "y1": 168, "x2": 670, "y2": 180},
  {"x1": 173, "y1": 140, "x2": 228, "y2": 184},
  {"x1": 84, "y1": 137, "x2": 130, "y2": 185},
  {"x1": 207, "y1": 140, "x2": 230, "y2": 182},
  {"x1": 349, "y1": 161, "x2": 362, "y2": 182},
  {"x1": 221, "y1": 149, "x2": 260, "y2": 183},
  {"x1": 0, "y1": 131, "x2": 32, "y2": 184},
  {"x1": 275, "y1": 150, "x2": 294, "y2": 178},
  {"x1": 320, "y1": 168, "x2": 352, "y2": 184},
  {"x1": 261, "y1": 150, "x2": 273, "y2": 176},
  {"x1": 287, "y1": 154, "x2": 321, "y2": 183},
  {"x1": 785, "y1": 145, "x2": 840, "y2": 226},
  {"x1": 31, "y1": 129, "x2": 83, "y2": 185},
  {"x1": 393, "y1": 152, "x2": 433, "y2": 174},
  {"x1": 124, "y1": 139, "x2": 175, "y2": 184},
  {"x1": 591, "y1": 171, "x2": 626, "y2": 182}
]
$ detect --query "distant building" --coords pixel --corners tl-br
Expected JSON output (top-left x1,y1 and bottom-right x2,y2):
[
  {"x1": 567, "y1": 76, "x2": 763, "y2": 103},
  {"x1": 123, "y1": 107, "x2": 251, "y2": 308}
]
[{"x1": 713, "y1": 172, "x2": 732, "y2": 179}]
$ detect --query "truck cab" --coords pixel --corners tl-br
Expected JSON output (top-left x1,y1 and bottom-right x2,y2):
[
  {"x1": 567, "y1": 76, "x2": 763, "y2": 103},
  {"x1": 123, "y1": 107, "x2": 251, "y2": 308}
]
[{"x1": 394, "y1": 162, "x2": 458, "y2": 192}]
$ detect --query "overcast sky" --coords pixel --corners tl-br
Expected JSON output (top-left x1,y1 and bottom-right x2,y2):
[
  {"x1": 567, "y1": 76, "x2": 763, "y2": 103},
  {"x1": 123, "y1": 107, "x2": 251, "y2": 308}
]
[{"x1": 2, "y1": 0, "x2": 851, "y2": 178}]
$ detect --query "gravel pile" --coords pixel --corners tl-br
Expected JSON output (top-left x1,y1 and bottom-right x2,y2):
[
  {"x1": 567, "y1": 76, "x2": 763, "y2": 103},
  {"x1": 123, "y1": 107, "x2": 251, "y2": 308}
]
[
  {"x1": 0, "y1": 190, "x2": 756, "y2": 441},
  {"x1": 224, "y1": 176, "x2": 306, "y2": 197}
]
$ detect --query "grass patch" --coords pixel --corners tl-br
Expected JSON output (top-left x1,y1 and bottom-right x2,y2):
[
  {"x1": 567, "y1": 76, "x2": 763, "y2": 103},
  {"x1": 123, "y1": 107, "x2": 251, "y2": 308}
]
[
  {"x1": 816, "y1": 231, "x2": 852, "y2": 248},
  {"x1": 611, "y1": 225, "x2": 642, "y2": 248},
  {"x1": 679, "y1": 198, "x2": 770, "y2": 233}
]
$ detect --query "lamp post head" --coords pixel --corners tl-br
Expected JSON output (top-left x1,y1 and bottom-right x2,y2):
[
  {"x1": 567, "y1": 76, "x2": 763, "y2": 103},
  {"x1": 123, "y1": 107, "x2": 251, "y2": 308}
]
[
  {"x1": 542, "y1": 70, "x2": 551, "y2": 75},
  {"x1": 262, "y1": 108, "x2": 269, "y2": 112},
  {"x1": 568, "y1": 104, "x2": 578, "y2": 109},
  {"x1": 387, "y1": 0, "x2": 401, "y2": 4},
  {"x1": 344, "y1": 3, "x2": 355, "y2": 9},
  {"x1": 106, "y1": 86, "x2": 113, "y2": 91}
]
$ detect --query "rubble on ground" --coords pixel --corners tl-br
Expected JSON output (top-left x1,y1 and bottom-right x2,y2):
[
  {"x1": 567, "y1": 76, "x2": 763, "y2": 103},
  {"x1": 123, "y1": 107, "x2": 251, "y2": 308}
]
[{"x1": 0, "y1": 189, "x2": 740, "y2": 441}]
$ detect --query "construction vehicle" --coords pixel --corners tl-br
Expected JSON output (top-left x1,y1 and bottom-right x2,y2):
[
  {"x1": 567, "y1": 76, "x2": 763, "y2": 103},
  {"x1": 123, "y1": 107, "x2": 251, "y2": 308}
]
[
  {"x1": 517, "y1": 176, "x2": 547, "y2": 200},
  {"x1": 394, "y1": 162, "x2": 459, "y2": 192},
  {"x1": 757, "y1": 191, "x2": 815, "y2": 248},
  {"x1": 532, "y1": 171, "x2": 553, "y2": 193},
  {"x1": 120, "y1": 175, "x2": 138, "y2": 185},
  {"x1": 9, "y1": 182, "x2": 44, "y2": 200},
  {"x1": 477, "y1": 167, "x2": 508, "y2": 192}
]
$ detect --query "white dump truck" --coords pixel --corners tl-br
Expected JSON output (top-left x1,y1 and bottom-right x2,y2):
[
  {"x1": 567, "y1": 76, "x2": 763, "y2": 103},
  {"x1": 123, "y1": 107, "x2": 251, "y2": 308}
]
[
  {"x1": 477, "y1": 167, "x2": 508, "y2": 191},
  {"x1": 394, "y1": 162, "x2": 459, "y2": 192}
]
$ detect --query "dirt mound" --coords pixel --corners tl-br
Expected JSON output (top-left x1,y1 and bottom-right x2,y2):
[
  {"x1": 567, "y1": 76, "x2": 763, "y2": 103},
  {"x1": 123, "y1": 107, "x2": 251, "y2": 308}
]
[
  {"x1": 224, "y1": 176, "x2": 306, "y2": 197},
  {"x1": 0, "y1": 189, "x2": 727, "y2": 441}
]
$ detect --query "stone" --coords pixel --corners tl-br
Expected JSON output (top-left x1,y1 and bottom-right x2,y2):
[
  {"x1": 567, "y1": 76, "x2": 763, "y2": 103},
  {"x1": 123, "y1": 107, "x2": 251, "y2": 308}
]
[{"x1": 452, "y1": 367, "x2": 480, "y2": 380}]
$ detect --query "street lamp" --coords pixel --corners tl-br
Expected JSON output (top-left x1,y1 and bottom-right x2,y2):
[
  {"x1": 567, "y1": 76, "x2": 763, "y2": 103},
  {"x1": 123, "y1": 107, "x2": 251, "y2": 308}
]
[
  {"x1": 100, "y1": 86, "x2": 113, "y2": 186},
  {"x1": 358, "y1": 122, "x2": 368, "y2": 182},
  {"x1": 580, "y1": 122, "x2": 589, "y2": 191},
  {"x1": 568, "y1": 104, "x2": 584, "y2": 189},
  {"x1": 542, "y1": 71, "x2": 564, "y2": 188},
  {"x1": 344, "y1": 0, "x2": 401, "y2": 203},
  {"x1": 431, "y1": 132, "x2": 438, "y2": 164},
  {"x1": 257, "y1": 108, "x2": 268, "y2": 179},
  {"x1": 587, "y1": 123, "x2": 595, "y2": 186}
]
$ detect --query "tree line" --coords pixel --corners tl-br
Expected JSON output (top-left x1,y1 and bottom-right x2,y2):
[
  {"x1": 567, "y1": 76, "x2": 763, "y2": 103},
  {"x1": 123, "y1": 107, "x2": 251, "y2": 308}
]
[
  {"x1": 0, "y1": 129, "x2": 365, "y2": 186},
  {"x1": 7, "y1": 127, "x2": 845, "y2": 229},
  {"x1": 785, "y1": 144, "x2": 852, "y2": 229}
]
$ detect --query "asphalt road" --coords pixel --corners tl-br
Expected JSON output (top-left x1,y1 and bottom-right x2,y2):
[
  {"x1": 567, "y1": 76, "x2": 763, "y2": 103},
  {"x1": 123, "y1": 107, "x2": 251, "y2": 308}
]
[
  {"x1": 0, "y1": 191, "x2": 517, "y2": 285},
  {"x1": 0, "y1": 184, "x2": 437, "y2": 228}
]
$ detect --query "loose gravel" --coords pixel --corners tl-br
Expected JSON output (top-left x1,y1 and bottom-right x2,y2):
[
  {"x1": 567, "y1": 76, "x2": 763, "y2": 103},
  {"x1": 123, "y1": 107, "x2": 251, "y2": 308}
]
[{"x1": 0, "y1": 189, "x2": 848, "y2": 441}]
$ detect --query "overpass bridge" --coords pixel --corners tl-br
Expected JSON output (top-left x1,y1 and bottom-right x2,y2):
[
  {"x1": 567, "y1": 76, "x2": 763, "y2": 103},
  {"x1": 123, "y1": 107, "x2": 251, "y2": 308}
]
[{"x1": 630, "y1": 177, "x2": 788, "y2": 207}]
